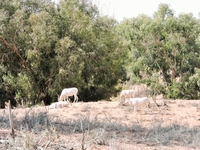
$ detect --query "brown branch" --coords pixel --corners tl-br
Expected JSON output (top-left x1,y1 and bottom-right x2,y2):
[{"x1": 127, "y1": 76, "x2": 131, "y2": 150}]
[
  {"x1": 0, "y1": 51, "x2": 14, "y2": 63},
  {"x1": 1, "y1": 37, "x2": 34, "y2": 74}
]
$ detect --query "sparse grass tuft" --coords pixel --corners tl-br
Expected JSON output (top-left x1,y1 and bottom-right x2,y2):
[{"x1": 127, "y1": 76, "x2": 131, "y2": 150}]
[
  {"x1": 133, "y1": 119, "x2": 200, "y2": 147},
  {"x1": 1, "y1": 105, "x2": 200, "y2": 149}
]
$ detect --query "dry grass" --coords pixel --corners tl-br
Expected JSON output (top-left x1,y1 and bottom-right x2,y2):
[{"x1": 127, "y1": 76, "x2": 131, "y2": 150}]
[{"x1": 0, "y1": 100, "x2": 200, "y2": 150}]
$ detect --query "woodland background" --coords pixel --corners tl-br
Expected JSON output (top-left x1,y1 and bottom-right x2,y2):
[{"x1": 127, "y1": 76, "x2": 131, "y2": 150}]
[{"x1": 0, "y1": 0, "x2": 200, "y2": 107}]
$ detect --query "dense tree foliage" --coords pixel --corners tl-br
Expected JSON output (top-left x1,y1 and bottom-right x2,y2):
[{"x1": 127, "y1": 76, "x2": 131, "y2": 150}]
[
  {"x1": 0, "y1": 0, "x2": 127, "y2": 107},
  {"x1": 1, "y1": 1, "x2": 200, "y2": 107},
  {"x1": 116, "y1": 4, "x2": 200, "y2": 99}
]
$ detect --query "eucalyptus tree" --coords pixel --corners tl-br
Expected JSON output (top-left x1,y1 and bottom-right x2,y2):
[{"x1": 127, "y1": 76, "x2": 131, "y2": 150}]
[
  {"x1": 54, "y1": 0, "x2": 127, "y2": 101},
  {"x1": 0, "y1": 0, "x2": 58, "y2": 105},
  {"x1": 116, "y1": 3, "x2": 200, "y2": 99},
  {"x1": 0, "y1": 0, "x2": 127, "y2": 106}
]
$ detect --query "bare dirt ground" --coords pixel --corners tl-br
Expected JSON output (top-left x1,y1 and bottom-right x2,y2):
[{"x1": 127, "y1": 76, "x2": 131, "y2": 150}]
[{"x1": 1, "y1": 98, "x2": 200, "y2": 150}]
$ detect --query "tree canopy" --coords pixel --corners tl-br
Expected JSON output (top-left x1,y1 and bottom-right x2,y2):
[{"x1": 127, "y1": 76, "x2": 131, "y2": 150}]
[
  {"x1": 0, "y1": 0, "x2": 127, "y2": 107},
  {"x1": 116, "y1": 3, "x2": 200, "y2": 99},
  {"x1": 1, "y1": 1, "x2": 200, "y2": 107}
]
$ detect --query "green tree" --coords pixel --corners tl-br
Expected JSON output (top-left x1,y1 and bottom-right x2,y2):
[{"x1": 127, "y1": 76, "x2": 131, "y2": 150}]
[
  {"x1": 54, "y1": 0, "x2": 127, "y2": 101},
  {"x1": 0, "y1": 0, "x2": 127, "y2": 106},
  {"x1": 117, "y1": 3, "x2": 200, "y2": 99}
]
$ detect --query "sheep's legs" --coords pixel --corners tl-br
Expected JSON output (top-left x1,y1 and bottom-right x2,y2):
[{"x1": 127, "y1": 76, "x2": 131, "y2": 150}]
[
  {"x1": 74, "y1": 95, "x2": 78, "y2": 103},
  {"x1": 144, "y1": 103, "x2": 150, "y2": 114}
]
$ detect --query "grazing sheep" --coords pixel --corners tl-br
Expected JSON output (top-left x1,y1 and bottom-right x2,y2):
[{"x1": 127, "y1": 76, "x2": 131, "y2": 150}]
[
  {"x1": 58, "y1": 87, "x2": 78, "y2": 103},
  {"x1": 125, "y1": 97, "x2": 150, "y2": 113},
  {"x1": 120, "y1": 89, "x2": 135, "y2": 101},
  {"x1": 49, "y1": 101, "x2": 70, "y2": 109}
]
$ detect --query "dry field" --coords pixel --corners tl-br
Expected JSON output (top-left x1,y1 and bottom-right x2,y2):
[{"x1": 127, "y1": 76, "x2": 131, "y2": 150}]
[{"x1": 1, "y1": 98, "x2": 200, "y2": 150}]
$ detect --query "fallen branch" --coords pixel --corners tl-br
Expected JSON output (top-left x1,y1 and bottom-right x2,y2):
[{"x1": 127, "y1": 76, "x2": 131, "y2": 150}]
[{"x1": 44, "y1": 140, "x2": 51, "y2": 149}]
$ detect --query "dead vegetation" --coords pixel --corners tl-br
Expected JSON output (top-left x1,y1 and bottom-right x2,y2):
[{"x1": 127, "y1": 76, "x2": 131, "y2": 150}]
[{"x1": 0, "y1": 98, "x2": 200, "y2": 150}]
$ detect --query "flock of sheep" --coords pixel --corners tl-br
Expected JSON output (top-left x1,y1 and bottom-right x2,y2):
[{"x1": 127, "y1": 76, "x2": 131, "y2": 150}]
[
  {"x1": 120, "y1": 89, "x2": 150, "y2": 113},
  {"x1": 49, "y1": 87, "x2": 150, "y2": 113},
  {"x1": 49, "y1": 87, "x2": 78, "y2": 109}
]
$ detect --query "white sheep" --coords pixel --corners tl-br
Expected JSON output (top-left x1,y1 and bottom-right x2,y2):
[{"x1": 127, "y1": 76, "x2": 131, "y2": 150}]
[
  {"x1": 125, "y1": 97, "x2": 150, "y2": 113},
  {"x1": 120, "y1": 89, "x2": 135, "y2": 101},
  {"x1": 58, "y1": 87, "x2": 78, "y2": 103},
  {"x1": 49, "y1": 101, "x2": 70, "y2": 109}
]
